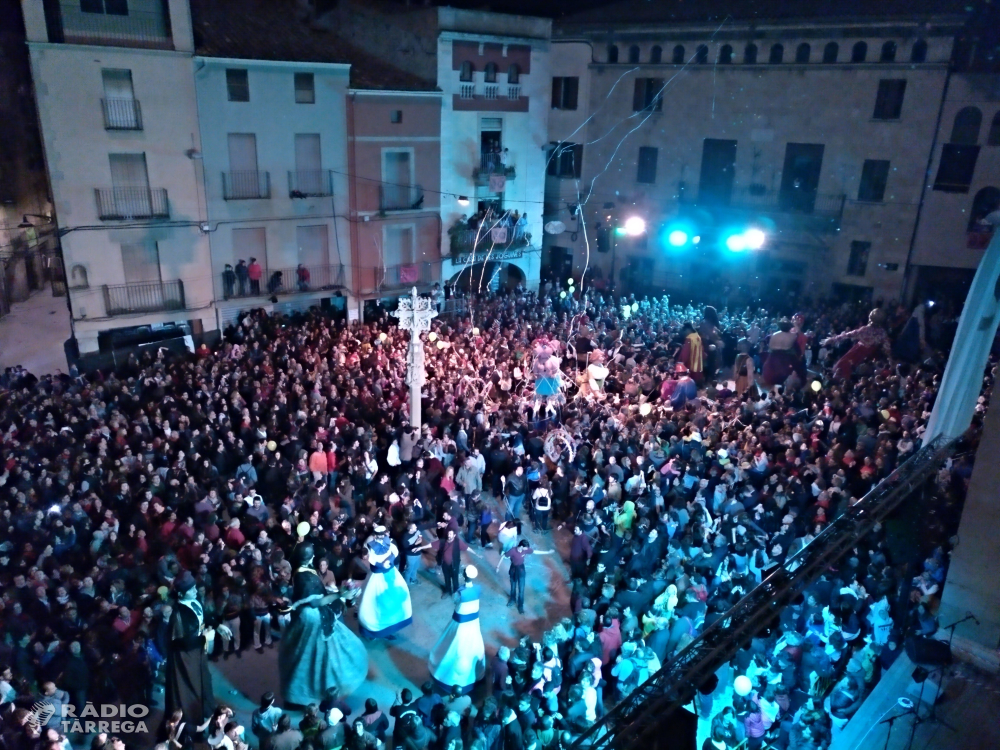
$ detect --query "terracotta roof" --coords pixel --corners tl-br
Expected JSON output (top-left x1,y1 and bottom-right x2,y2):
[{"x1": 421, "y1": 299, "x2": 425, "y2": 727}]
[
  {"x1": 557, "y1": 0, "x2": 970, "y2": 28},
  {"x1": 189, "y1": 0, "x2": 437, "y2": 91}
]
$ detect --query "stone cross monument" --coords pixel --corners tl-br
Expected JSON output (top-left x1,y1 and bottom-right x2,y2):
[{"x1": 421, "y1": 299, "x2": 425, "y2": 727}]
[{"x1": 391, "y1": 287, "x2": 438, "y2": 429}]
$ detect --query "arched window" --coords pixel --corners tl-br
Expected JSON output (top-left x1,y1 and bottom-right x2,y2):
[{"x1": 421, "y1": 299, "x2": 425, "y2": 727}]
[
  {"x1": 795, "y1": 43, "x2": 811, "y2": 63},
  {"x1": 608, "y1": 45, "x2": 619, "y2": 63},
  {"x1": 719, "y1": 44, "x2": 733, "y2": 64},
  {"x1": 851, "y1": 41, "x2": 867, "y2": 62},
  {"x1": 672, "y1": 44, "x2": 685, "y2": 64},
  {"x1": 628, "y1": 45, "x2": 640, "y2": 64},
  {"x1": 508, "y1": 64, "x2": 520, "y2": 84},
  {"x1": 650, "y1": 45, "x2": 662, "y2": 64},
  {"x1": 951, "y1": 106, "x2": 983, "y2": 145},
  {"x1": 769, "y1": 43, "x2": 784, "y2": 64},
  {"x1": 823, "y1": 42, "x2": 839, "y2": 63},
  {"x1": 988, "y1": 111, "x2": 1000, "y2": 146},
  {"x1": 881, "y1": 41, "x2": 897, "y2": 62},
  {"x1": 69, "y1": 265, "x2": 89, "y2": 289},
  {"x1": 484, "y1": 62, "x2": 498, "y2": 83},
  {"x1": 460, "y1": 61, "x2": 473, "y2": 82},
  {"x1": 696, "y1": 45, "x2": 709, "y2": 64},
  {"x1": 911, "y1": 39, "x2": 928, "y2": 63},
  {"x1": 744, "y1": 43, "x2": 758, "y2": 64},
  {"x1": 967, "y1": 186, "x2": 1000, "y2": 233}
]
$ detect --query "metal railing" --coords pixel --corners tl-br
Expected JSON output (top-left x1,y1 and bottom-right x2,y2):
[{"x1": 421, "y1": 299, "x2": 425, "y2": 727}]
[
  {"x1": 288, "y1": 170, "x2": 333, "y2": 198},
  {"x1": 460, "y1": 83, "x2": 476, "y2": 99},
  {"x1": 573, "y1": 435, "x2": 955, "y2": 750},
  {"x1": 223, "y1": 171, "x2": 271, "y2": 200},
  {"x1": 474, "y1": 152, "x2": 515, "y2": 180},
  {"x1": 507, "y1": 84, "x2": 521, "y2": 100},
  {"x1": 101, "y1": 98, "x2": 142, "y2": 130},
  {"x1": 45, "y1": 3, "x2": 173, "y2": 50},
  {"x1": 261, "y1": 264, "x2": 345, "y2": 296},
  {"x1": 379, "y1": 183, "x2": 424, "y2": 212},
  {"x1": 483, "y1": 84, "x2": 500, "y2": 100},
  {"x1": 221, "y1": 269, "x2": 266, "y2": 300},
  {"x1": 450, "y1": 226, "x2": 530, "y2": 253},
  {"x1": 95, "y1": 187, "x2": 169, "y2": 220},
  {"x1": 103, "y1": 279, "x2": 185, "y2": 316},
  {"x1": 354, "y1": 262, "x2": 442, "y2": 295}
]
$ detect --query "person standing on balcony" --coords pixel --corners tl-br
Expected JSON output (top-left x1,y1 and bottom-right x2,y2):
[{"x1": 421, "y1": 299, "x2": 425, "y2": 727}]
[
  {"x1": 500, "y1": 148, "x2": 510, "y2": 173},
  {"x1": 432, "y1": 283, "x2": 444, "y2": 313},
  {"x1": 515, "y1": 213, "x2": 528, "y2": 242},
  {"x1": 223, "y1": 264, "x2": 236, "y2": 299},
  {"x1": 297, "y1": 264, "x2": 311, "y2": 292},
  {"x1": 248, "y1": 258, "x2": 262, "y2": 295},
  {"x1": 235, "y1": 259, "x2": 249, "y2": 296}
]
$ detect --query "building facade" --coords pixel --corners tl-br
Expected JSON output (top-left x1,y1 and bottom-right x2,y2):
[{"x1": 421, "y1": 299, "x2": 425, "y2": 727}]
[{"x1": 547, "y1": 2, "x2": 978, "y2": 305}]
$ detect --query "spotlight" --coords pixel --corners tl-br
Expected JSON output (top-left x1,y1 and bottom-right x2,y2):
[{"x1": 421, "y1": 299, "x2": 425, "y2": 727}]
[
  {"x1": 926, "y1": 300, "x2": 935, "y2": 308},
  {"x1": 744, "y1": 228, "x2": 766, "y2": 250},
  {"x1": 725, "y1": 233, "x2": 747, "y2": 252},
  {"x1": 667, "y1": 229, "x2": 689, "y2": 247},
  {"x1": 623, "y1": 216, "x2": 646, "y2": 236}
]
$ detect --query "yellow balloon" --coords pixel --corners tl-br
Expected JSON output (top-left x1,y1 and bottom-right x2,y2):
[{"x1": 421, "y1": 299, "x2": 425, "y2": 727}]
[{"x1": 296, "y1": 522, "x2": 310, "y2": 537}]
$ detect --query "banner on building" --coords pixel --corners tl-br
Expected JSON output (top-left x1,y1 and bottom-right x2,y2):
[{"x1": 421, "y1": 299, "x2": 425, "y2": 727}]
[
  {"x1": 399, "y1": 264, "x2": 419, "y2": 283},
  {"x1": 454, "y1": 248, "x2": 523, "y2": 266},
  {"x1": 489, "y1": 174, "x2": 507, "y2": 193},
  {"x1": 490, "y1": 226, "x2": 508, "y2": 244}
]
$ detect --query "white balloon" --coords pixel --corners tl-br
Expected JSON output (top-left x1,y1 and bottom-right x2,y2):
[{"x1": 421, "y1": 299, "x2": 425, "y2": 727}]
[{"x1": 734, "y1": 675, "x2": 753, "y2": 697}]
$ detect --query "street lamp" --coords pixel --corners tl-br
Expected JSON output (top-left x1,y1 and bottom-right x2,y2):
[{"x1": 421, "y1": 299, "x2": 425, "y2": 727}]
[{"x1": 623, "y1": 216, "x2": 646, "y2": 236}]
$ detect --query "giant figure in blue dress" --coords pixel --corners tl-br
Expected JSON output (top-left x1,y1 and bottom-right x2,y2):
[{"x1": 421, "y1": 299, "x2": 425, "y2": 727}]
[{"x1": 428, "y1": 565, "x2": 486, "y2": 693}]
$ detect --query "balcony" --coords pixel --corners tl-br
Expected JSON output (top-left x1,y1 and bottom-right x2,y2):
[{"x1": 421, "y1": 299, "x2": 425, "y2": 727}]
[
  {"x1": 288, "y1": 170, "x2": 334, "y2": 198},
  {"x1": 223, "y1": 171, "x2": 271, "y2": 200},
  {"x1": 256, "y1": 264, "x2": 345, "y2": 296},
  {"x1": 43, "y1": 2, "x2": 173, "y2": 50},
  {"x1": 507, "y1": 85, "x2": 521, "y2": 100},
  {"x1": 356, "y1": 262, "x2": 441, "y2": 295},
  {"x1": 679, "y1": 186, "x2": 846, "y2": 233},
  {"x1": 102, "y1": 98, "x2": 142, "y2": 130},
  {"x1": 379, "y1": 184, "x2": 425, "y2": 212},
  {"x1": 460, "y1": 83, "x2": 476, "y2": 99},
  {"x1": 483, "y1": 84, "x2": 500, "y2": 100},
  {"x1": 103, "y1": 280, "x2": 185, "y2": 316},
  {"x1": 473, "y1": 151, "x2": 516, "y2": 185},
  {"x1": 449, "y1": 226, "x2": 531, "y2": 256},
  {"x1": 95, "y1": 187, "x2": 169, "y2": 220}
]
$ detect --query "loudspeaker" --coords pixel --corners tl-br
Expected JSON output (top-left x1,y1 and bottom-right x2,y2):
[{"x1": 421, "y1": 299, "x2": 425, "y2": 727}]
[
  {"x1": 905, "y1": 636, "x2": 953, "y2": 666},
  {"x1": 906, "y1": 669, "x2": 943, "y2": 705}
]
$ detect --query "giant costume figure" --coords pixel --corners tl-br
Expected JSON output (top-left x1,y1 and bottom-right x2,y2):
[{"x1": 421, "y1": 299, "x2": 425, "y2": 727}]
[
  {"x1": 428, "y1": 566, "x2": 486, "y2": 693},
  {"x1": 164, "y1": 571, "x2": 214, "y2": 727},
  {"x1": 279, "y1": 544, "x2": 369, "y2": 705},
  {"x1": 358, "y1": 526, "x2": 413, "y2": 638}
]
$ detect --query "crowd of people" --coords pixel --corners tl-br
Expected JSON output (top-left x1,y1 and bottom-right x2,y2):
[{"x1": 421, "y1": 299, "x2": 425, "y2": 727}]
[{"x1": 0, "y1": 283, "x2": 990, "y2": 750}]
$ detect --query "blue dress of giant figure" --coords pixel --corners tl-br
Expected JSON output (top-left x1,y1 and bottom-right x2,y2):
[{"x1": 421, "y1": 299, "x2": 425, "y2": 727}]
[
  {"x1": 428, "y1": 570, "x2": 486, "y2": 694},
  {"x1": 279, "y1": 547, "x2": 369, "y2": 705},
  {"x1": 358, "y1": 531, "x2": 413, "y2": 638}
]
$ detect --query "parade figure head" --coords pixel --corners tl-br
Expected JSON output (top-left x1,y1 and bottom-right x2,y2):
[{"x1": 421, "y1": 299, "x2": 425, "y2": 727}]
[
  {"x1": 294, "y1": 543, "x2": 315, "y2": 568},
  {"x1": 175, "y1": 571, "x2": 197, "y2": 602}
]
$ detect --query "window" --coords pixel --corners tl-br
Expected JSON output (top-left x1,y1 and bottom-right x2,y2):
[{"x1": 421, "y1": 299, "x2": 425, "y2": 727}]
[
  {"x1": 769, "y1": 44, "x2": 784, "y2": 63},
  {"x1": 795, "y1": 43, "x2": 811, "y2": 63},
  {"x1": 294, "y1": 73, "x2": 315, "y2": 104},
  {"x1": 967, "y1": 187, "x2": 1000, "y2": 232},
  {"x1": 950, "y1": 107, "x2": 982, "y2": 145},
  {"x1": 852, "y1": 41, "x2": 868, "y2": 62},
  {"x1": 719, "y1": 44, "x2": 733, "y2": 64},
  {"x1": 857, "y1": 159, "x2": 890, "y2": 202},
  {"x1": 911, "y1": 39, "x2": 928, "y2": 63},
  {"x1": 294, "y1": 134, "x2": 323, "y2": 195},
  {"x1": 102, "y1": 68, "x2": 139, "y2": 130},
  {"x1": 296, "y1": 225, "x2": 330, "y2": 270},
  {"x1": 460, "y1": 61, "x2": 473, "y2": 82},
  {"x1": 650, "y1": 45, "x2": 662, "y2": 64},
  {"x1": 989, "y1": 111, "x2": 1000, "y2": 146},
  {"x1": 383, "y1": 225, "x2": 414, "y2": 267},
  {"x1": 881, "y1": 41, "x2": 897, "y2": 62},
  {"x1": 547, "y1": 142, "x2": 583, "y2": 179},
  {"x1": 699, "y1": 139, "x2": 737, "y2": 205},
  {"x1": 744, "y1": 43, "x2": 758, "y2": 64},
  {"x1": 484, "y1": 63, "x2": 498, "y2": 84},
  {"x1": 230, "y1": 228, "x2": 266, "y2": 272},
  {"x1": 873, "y1": 79, "x2": 906, "y2": 120},
  {"x1": 934, "y1": 144, "x2": 980, "y2": 192},
  {"x1": 226, "y1": 69, "x2": 249, "y2": 102},
  {"x1": 121, "y1": 243, "x2": 161, "y2": 284},
  {"x1": 508, "y1": 64, "x2": 520, "y2": 84},
  {"x1": 847, "y1": 241, "x2": 870, "y2": 277},
  {"x1": 632, "y1": 78, "x2": 663, "y2": 112},
  {"x1": 823, "y1": 42, "x2": 839, "y2": 63},
  {"x1": 227, "y1": 133, "x2": 263, "y2": 198},
  {"x1": 390, "y1": 110, "x2": 402, "y2": 124},
  {"x1": 608, "y1": 45, "x2": 619, "y2": 63},
  {"x1": 628, "y1": 45, "x2": 640, "y2": 64},
  {"x1": 81, "y1": 0, "x2": 128, "y2": 15},
  {"x1": 109, "y1": 152, "x2": 151, "y2": 216},
  {"x1": 382, "y1": 149, "x2": 414, "y2": 208},
  {"x1": 672, "y1": 45, "x2": 685, "y2": 64},
  {"x1": 551, "y1": 77, "x2": 579, "y2": 110},
  {"x1": 696, "y1": 45, "x2": 709, "y2": 64},
  {"x1": 636, "y1": 146, "x2": 658, "y2": 183}
]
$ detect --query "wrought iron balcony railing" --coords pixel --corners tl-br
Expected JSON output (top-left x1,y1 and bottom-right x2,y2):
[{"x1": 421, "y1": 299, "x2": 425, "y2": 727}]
[
  {"x1": 103, "y1": 279, "x2": 185, "y2": 316},
  {"x1": 288, "y1": 170, "x2": 334, "y2": 198},
  {"x1": 379, "y1": 184, "x2": 425, "y2": 212},
  {"x1": 101, "y1": 98, "x2": 142, "y2": 130},
  {"x1": 223, "y1": 171, "x2": 271, "y2": 200},
  {"x1": 95, "y1": 187, "x2": 168, "y2": 220},
  {"x1": 261, "y1": 264, "x2": 345, "y2": 296}
]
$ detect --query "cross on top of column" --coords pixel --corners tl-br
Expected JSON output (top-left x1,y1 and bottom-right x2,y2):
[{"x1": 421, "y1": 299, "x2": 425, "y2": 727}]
[{"x1": 391, "y1": 287, "x2": 438, "y2": 332}]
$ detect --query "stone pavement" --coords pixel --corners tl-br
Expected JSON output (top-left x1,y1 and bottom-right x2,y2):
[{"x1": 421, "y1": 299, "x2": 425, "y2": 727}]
[{"x1": 0, "y1": 285, "x2": 71, "y2": 375}]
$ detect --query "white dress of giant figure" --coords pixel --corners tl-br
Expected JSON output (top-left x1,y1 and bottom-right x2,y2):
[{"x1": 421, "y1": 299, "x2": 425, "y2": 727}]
[
  {"x1": 358, "y1": 526, "x2": 413, "y2": 639},
  {"x1": 428, "y1": 565, "x2": 486, "y2": 694}
]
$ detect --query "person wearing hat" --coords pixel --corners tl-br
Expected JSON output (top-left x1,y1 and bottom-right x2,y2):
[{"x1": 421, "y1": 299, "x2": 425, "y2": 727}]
[
  {"x1": 279, "y1": 543, "x2": 368, "y2": 705},
  {"x1": 428, "y1": 565, "x2": 486, "y2": 694},
  {"x1": 358, "y1": 526, "x2": 413, "y2": 639},
  {"x1": 164, "y1": 571, "x2": 215, "y2": 727}
]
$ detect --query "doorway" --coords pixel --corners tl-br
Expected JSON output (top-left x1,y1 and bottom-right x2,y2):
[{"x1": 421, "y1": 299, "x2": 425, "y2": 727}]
[
  {"x1": 698, "y1": 139, "x2": 737, "y2": 205},
  {"x1": 779, "y1": 143, "x2": 825, "y2": 212}
]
